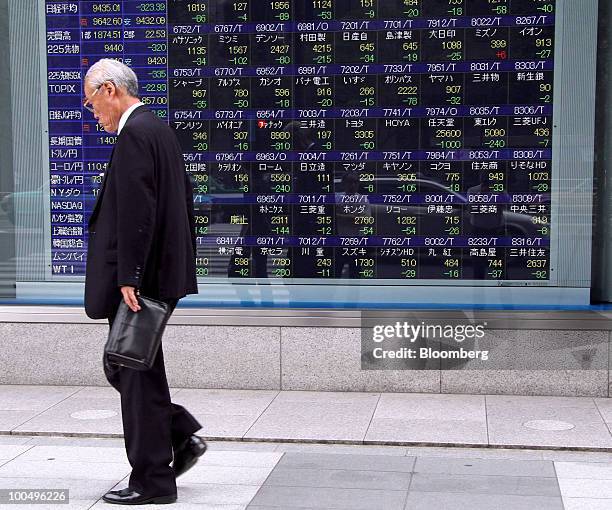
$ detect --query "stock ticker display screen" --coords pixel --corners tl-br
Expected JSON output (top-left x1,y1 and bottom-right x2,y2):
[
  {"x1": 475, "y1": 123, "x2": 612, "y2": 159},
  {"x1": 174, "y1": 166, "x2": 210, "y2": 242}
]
[{"x1": 46, "y1": 0, "x2": 555, "y2": 282}]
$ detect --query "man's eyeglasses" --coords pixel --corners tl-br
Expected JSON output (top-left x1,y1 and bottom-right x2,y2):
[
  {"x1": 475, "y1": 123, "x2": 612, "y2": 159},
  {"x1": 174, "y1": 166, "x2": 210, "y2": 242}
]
[{"x1": 83, "y1": 84, "x2": 102, "y2": 114}]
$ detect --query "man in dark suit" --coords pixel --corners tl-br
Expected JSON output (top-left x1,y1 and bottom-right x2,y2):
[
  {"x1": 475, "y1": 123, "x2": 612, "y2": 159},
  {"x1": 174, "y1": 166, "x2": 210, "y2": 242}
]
[{"x1": 83, "y1": 59, "x2": 206, "y2": 505}]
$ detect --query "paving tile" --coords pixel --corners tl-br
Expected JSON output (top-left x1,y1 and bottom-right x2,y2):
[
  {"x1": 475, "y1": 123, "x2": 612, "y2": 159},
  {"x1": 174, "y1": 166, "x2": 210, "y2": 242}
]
[
  {"x1": 168, "y1": 390, "x2": 279, "y2": 440},
  {"x1": 558, "y1": 478, "x2": 612, "y2": 498},
  {"x1": 365, "y1": 417, "x2": 488, "y2": 445},
  {"x1": 249, "y1": 486, "x2": 407, "y2": 509},
  {"x1": 3, "y1": 389, "x2": 612, "y2": 510},
  {"x1": 0, "y1": 411, "x2": 46, "y2": 433},
  {"x1": 0, "y1": 385, "x2": 81, "y2": 411},
  {"x1": 248, "y1": 507, "x2": 332, "y2": 510},
  {"x1": 9, "y1": 386, "x2": 189, "y2": 436},
  {"x1": 374, "y1": 393, "x2": 486, "y2": 421},
  {"x1": 562, "y1": 498, "x2": 612, "y2": 510},
  {"x1": 486, "y1": 396, "x2": 600, "y2": 411},
  {"x1": 248, "y1": 507, "x2": 327, "y2": 510},
  {"x1": 488, "y1": 419, "x2": 612, "y2": 449},
  {"x1": 12, "y1": 396, "x2": 123, "y2": 436},
  {"x1": 277, "y1": 453, "x2": 415, "y2": 472},
  {"x1": 176, "y1": 483, "x2": 260, "y2": 505},
  {"x1": 26, "y1": 436, "x2": 125, "y2": 448},
  {"x1": 486, "y1": 396, "x2": 606, "y2": 423},
  {"x1": 0, "y1": 476, "x2": 115, "y2": 500},
  {"x1": 541, "y1": 450, "x2": 612, "y2": 462},
  {"x1": 487, "y1": 406, "x2": 607, "y2": 427},
  {"x1": 205, "y1": 441, "x2": 280, "y2": 452},
  {"x1": 0, "y1": 435, "x2": 34, "y2": 445},
  {"x1": 199, "y1": 451, "x2": 282, "y2": 468},
  {"x1": 90, "y1": 503, "x2": 246, "y2": 510},
  {"x1": 0, "y1": 444, "x2": 34, "y2": 461},
  {"x1": 0, "y1": 498, "x2": 99, "y2": 510},
  {"x1": 409, "y1": 473, "x2": 560, "y2": 497},
  {"x1": 414, "y1": 457, "x2": 556, "y2": 477},
  {"x1": 16, "y1": 445, "x2": 128, "y2": 464},
  {"x1": 555, "y1": 461, "x2": 612, "y2": 479},
  {"x1": 594, "y1": 398, "x2": 612, "y2": 423},
  {"x1": 405, "y1": 447, "x2": 544, "y2": 460},
  {"x1": 404, "y1": 492, "x2": 564, "y2": 510},
  {"x1": 178, "y1": 465, "x2": 274, "y2": 486},
  {"x1": 273, "y1": 391, "x2": 380, "y2": 405},
  {"x1": 486, "y1": 394, "x2": 612, "y2": 449},
  {"x1": 69, "y1": 386, "x2": 119, "y2": 399},
  {"x1": 244, "y1": 401, "x2": 376, "y2": 442},
  {"x1": 0, "y1": 459, "x2": 130, "y2": 481},
  {"x1": 191, "y1": 413, "x2": 261, "y2": 439},
  {"x1": 264, "y1": 467, "x2": 411, "y2": 490},
  {"x1": 172, "y1": 389, "x2": 279, "y2": 415},
  {"x1": 274, "y1": 443, "x2": 407, "y2": 456}
]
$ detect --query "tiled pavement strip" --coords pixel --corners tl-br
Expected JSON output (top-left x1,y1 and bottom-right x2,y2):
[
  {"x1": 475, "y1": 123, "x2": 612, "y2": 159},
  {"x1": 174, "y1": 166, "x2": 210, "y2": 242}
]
[{"x1": 0, "y1": 386, "x2": 611, "y2": 509}]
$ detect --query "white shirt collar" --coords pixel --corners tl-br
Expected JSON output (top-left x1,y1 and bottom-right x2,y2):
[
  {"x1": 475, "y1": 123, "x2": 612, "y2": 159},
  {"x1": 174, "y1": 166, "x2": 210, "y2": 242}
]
[{"x1": 117, "y1": 102, "x2": 144, "y2": 135}]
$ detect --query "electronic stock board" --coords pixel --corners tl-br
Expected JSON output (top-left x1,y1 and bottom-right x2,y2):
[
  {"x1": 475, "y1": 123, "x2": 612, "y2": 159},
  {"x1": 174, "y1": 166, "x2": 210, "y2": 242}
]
[{"x1": 45, "y1": 0, "x2": 556, "y2": 284}]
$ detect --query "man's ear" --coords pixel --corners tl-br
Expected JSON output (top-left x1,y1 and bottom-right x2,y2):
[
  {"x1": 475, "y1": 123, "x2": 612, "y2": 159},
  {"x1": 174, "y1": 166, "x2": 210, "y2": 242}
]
[{"x1": 103, "y1": 81, "x2": 117, "y2": 98}]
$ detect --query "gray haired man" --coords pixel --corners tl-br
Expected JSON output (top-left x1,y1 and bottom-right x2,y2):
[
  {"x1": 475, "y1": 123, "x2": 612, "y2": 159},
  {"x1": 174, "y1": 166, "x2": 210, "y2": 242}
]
[{"x1": 83, "y1": 59, "x2": 206, "y2": 505}]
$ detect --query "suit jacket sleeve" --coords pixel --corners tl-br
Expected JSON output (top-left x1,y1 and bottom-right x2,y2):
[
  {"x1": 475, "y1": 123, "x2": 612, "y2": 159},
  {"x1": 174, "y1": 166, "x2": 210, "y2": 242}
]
[{"x1": 113, "y1": 128, "x2": 156, "y2": 288}]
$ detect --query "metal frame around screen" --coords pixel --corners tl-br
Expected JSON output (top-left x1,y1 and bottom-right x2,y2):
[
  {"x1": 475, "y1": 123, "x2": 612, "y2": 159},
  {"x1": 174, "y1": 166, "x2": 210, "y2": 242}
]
[{"x1": 4, "y1": 0, "x2": 599, "y2": 308}]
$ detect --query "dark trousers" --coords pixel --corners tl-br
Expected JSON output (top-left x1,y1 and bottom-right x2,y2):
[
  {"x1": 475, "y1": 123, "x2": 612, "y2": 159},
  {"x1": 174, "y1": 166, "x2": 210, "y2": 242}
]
[{"x1": 105, "y1": 299, "x2": 201, "y2": 496}]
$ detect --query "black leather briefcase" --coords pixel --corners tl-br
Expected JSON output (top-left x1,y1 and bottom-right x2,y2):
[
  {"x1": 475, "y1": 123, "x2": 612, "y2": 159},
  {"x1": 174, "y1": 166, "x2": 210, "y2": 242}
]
[{"x1": 104, "y1": 296, "x2": 171, "y2": 371}]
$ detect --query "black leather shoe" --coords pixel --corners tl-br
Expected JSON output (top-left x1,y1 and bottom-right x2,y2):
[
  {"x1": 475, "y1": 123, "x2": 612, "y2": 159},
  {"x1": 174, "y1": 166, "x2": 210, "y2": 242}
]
[
  {"x1": 106, "y1": 488, "x2": 130, "y2": 497},
  {"x1": 172, "y1": 435, "x2": 207, "y2": 477},
  {"x1": 102, "y1": 488, "x2": 177, "y2": 505}
]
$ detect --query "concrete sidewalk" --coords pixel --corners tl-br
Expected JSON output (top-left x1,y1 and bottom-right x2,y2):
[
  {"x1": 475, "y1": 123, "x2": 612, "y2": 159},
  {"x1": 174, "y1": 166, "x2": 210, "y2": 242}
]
[
  {"x1": 0, "y1": 385, "x2": 611, "y2": 450},
  {"x1": 1, "y1": 435, "x2": 612, "y2": 509},
  {"x1": 1, "y1": 386, "x2": 612, "y2": 509}
]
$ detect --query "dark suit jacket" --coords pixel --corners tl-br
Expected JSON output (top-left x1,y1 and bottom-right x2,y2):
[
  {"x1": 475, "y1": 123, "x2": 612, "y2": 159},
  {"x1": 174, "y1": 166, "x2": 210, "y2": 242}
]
[{"x1": 84, "y1": 106, "x2": 198, "y2": 319}]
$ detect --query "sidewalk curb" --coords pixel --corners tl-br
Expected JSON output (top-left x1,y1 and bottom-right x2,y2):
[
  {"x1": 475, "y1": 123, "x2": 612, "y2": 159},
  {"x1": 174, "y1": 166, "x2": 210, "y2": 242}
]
[{"x1": 3, "y1": 432, "x2": 612, "y2": 453}]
